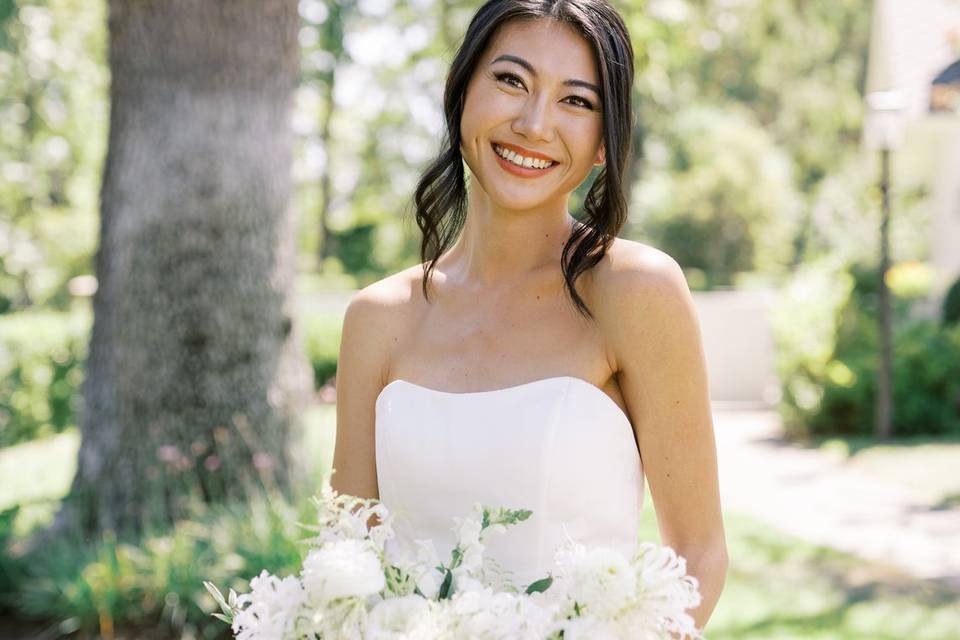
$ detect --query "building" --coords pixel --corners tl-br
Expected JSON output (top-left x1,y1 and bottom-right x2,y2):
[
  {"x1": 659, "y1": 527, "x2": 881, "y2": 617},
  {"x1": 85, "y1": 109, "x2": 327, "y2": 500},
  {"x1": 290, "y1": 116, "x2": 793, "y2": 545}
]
[{"x1": 866, "y1": 0, "x2": 960, "y2": 305}]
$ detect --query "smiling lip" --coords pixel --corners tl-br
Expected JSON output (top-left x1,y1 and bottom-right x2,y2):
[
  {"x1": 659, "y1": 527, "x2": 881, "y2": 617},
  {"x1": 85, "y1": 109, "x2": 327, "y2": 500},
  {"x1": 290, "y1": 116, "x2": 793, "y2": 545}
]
[
  {"x1": 492, "y1": 141, "x2": 558, "y2": 163},
  {"x1": 490, "y1": 142, "x2": 561, "y2": 179}
]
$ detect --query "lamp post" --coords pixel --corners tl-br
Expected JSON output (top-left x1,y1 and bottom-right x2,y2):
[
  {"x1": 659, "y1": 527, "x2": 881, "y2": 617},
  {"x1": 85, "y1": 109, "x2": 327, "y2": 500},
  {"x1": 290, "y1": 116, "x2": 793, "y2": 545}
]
[{"x1": 864, "y1": 90, "x2": 905, "y2": 442}]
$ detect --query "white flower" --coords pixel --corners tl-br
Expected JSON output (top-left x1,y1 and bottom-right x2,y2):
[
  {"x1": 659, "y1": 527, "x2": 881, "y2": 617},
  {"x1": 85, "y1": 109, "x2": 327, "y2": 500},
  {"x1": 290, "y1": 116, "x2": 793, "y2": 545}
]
[
  {"x1": 404, "y1": 538, "x2": 445, "y2": 600},
  {"x1": 447, "y1": 587, "x2": 560, "y2": 639},
  {"x1": 297, "y1": 597, "x2": 369, "y2": 639},
  {"x1": 301, "y1": 539, "x2": 386, "y2": 603},
  {"x1": 367, "y1": 595, "x2": 449, "y2": 639},
  {"x1": 630, "y1": 543, "x2": 703, "y2": 638},
  {"x1": 450, "y1": 570, "x2": 485, "y2": 594},
  {"x1": 231, "y1": 570, "x2": 305, "y2": 640},
  {"x1": 561, "y1": 615, "x2": 624, "y2": 640},
  {"x1": 212, "y1": 494, "x2": 707, "y2": 640},
  {"x1": 453, "y1": 513, "x2": 482, "y2": 548},
  {"x1": 310, "y1": 484, "x2": 396, "y2": 551},
  {"x1": 553, "y1": 543, "x2": 637, "y2": 617}
]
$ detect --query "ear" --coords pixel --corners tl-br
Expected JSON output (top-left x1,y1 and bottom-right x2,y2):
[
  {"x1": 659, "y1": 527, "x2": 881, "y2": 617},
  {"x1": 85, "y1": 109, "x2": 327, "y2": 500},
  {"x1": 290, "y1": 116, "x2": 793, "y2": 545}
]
[{"x1": 593, "y1": 143, "x2": 606, "y2": 166}]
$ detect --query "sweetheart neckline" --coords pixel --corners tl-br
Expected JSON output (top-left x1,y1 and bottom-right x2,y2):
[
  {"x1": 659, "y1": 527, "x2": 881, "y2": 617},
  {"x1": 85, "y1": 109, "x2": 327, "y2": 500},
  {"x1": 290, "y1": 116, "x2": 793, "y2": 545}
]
[{"x1": 376, "y1": 375, "x2": 632, "y2": 426}]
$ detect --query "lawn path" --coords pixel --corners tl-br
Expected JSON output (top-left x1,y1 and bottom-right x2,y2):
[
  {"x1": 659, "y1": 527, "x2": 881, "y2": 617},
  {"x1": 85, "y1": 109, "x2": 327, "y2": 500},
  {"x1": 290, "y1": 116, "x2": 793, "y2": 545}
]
[{"x1": 713, "y1": 407, "x2": 960, "y2": 593}]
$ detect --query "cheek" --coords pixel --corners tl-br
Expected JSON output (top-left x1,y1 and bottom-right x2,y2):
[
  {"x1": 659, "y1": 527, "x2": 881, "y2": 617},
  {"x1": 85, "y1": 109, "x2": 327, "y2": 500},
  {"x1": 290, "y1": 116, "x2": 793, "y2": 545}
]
[
  {"x1": 461, "y1": 90, "x2": 509, "y2": 143},
  {"x1": 574, "y1": 121, "x2": 603, "y2": 162}
]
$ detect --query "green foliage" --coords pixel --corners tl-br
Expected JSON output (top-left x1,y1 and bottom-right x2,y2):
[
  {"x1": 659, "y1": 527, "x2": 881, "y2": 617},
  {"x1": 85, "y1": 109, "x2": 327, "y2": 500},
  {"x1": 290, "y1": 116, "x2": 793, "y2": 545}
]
[
  {"x1": 0, "y1": 0, "x2": 108, "y2": 312},
  {"x1": 0, "y1": 308, "x2": 89, "y2": 447},
  {"x1": 810, "y1": 320, "x2": 960, "y2": 439},
  {"x1": 943, "y1": 275, "x2": 960, "y2": 326},
  {"x1": 774, "y1": 259, "x2": 960, "y2": 439},
  {"x1": 301, "y1": 312, "x2": 343, "y2": 389},
  {"x1": 770, "y1": 257, "x2": 856, "y2": 436},
  {"x1": 634, "y1": 105, "x2": 800, "y2": 288},
  {"x1": 2, "y1": 494, "x2": 311, "y2": 637},
  {"x1": 625, "y1": 0, "x2": 872, "y2": 284}
]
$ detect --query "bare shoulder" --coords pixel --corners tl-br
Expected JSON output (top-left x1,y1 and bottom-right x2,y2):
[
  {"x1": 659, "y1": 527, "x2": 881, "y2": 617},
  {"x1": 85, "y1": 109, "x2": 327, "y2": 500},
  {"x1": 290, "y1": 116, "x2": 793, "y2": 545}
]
[
  {"x1": 346, "y1": 263, "x2": 425, "y2": 317},
  {"x1": 340, "y1": 263, "x2": 427, "y2": 383},
  {"x1": 588, "y1": 238, "x2": 697, "y2": 371},
  {"x1": 590, "y1": 238, "x2": 690, "y2": 309}
]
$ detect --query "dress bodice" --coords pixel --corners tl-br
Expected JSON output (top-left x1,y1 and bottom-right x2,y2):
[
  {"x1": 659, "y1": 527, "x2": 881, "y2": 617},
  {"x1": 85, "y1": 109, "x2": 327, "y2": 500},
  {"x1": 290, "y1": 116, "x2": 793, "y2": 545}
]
[{"x1": 374, "y1": 375, "x2": 644, "y2": 587}]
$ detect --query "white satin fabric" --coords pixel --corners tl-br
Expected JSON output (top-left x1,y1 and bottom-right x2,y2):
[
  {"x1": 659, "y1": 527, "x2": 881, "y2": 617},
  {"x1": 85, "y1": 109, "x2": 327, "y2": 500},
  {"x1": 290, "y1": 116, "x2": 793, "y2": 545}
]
[{"x1": 375, "y1": 375, "x2": 644, "y2": 587}]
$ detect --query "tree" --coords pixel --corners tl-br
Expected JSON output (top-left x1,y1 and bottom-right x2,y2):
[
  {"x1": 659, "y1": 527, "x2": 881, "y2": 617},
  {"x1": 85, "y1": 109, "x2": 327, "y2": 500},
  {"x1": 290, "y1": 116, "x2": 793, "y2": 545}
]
[{"x1": 44, "y1": 0, "x2": 312, "y2": 541}]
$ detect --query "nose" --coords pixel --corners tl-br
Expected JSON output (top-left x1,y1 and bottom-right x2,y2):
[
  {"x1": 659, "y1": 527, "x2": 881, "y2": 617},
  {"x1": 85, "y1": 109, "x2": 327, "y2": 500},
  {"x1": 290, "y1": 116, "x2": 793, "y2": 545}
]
[{"x1": 511, "y1": 93, "x2": 554, "y2": 143}]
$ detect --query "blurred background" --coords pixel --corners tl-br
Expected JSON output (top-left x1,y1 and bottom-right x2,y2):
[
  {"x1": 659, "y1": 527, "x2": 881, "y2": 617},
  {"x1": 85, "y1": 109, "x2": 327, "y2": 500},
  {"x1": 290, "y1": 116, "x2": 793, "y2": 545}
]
[{"x1": 1, "y1": 0, "x2": 959, "y2": 637}]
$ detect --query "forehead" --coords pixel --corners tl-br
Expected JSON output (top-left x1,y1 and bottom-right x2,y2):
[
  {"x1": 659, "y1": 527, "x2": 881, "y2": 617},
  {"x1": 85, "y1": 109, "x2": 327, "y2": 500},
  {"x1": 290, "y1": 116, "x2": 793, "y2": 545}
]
[{"x1": 483, "y1": 18, "x2": 598, "y2": 82}]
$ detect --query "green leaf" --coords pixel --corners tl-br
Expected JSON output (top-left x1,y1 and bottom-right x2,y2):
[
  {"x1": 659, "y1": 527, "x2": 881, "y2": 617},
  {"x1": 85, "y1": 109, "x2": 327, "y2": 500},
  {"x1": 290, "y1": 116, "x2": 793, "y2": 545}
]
[
  {"x1": 525, "y1": 575, "x2": 553, "y2": 594},
  {"x1": 449, "y1": 546, "x2": 463, "y2": 569},
  {"x1": 483, "y1": 506, "x2": 533, "y2": 529},
  {"x1": 0, "y1": 0, "x2": 16, "y2": 25},
  {"x1": 212, "y1": 613, "x2": 232, "y2": 624},
  {"x1": 203, "y1": 581, "x2": 230, "y2": 612},
  {"x1": 437, "y1": 568, "x2": 453, "y2": 600}
]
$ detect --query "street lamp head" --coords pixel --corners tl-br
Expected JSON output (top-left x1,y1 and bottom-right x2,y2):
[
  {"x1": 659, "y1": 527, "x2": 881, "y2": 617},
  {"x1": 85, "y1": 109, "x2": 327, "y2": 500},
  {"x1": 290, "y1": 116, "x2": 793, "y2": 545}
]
[{"x1": 865, "y1": 90, "x2": 907, "y2": 151}]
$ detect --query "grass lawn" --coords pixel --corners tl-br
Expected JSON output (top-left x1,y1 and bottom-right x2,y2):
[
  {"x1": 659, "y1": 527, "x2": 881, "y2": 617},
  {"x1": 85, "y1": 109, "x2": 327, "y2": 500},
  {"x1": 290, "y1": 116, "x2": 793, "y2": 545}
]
[{"x1": 1, "y1": 405, "x2": 958, "y2": 639}]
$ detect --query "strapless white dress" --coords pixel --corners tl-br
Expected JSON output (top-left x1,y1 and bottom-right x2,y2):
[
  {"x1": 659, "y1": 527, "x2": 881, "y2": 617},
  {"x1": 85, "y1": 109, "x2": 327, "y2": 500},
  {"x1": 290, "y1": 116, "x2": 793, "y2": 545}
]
[{"x1": 375, "y1": 376, "x2": 644, "y2": 587}]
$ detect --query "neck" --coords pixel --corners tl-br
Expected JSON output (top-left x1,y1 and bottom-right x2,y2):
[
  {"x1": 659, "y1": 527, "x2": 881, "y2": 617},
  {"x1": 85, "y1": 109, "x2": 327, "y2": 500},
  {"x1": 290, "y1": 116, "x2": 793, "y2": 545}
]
[{"x1": 441, "y1": 176, "x2": 576, "y2": 287}]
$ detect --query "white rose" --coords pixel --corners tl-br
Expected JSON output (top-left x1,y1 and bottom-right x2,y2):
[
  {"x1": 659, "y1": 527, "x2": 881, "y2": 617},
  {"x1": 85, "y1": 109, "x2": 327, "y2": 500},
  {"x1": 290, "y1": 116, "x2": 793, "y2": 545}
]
[{"x1": 301, "y1": 539, "x2": 386, "y2": 603}]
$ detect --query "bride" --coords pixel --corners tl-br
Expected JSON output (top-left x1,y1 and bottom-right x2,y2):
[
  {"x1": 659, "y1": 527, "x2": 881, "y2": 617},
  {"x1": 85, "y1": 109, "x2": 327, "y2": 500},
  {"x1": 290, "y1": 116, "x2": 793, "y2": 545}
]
[{"x1": 331, "y1": 0, "x2": 727, "y2": 633}]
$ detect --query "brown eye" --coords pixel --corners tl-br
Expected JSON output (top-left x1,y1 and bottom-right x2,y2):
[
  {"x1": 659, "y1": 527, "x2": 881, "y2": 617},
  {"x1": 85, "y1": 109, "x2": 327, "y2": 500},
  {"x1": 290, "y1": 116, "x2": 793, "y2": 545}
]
[
  {"x1": 566, "y1": 95, "x2": 595, "y2": 110},
  {"x1": 494, "y1": 72, "x2": 525, "y2": 89}
]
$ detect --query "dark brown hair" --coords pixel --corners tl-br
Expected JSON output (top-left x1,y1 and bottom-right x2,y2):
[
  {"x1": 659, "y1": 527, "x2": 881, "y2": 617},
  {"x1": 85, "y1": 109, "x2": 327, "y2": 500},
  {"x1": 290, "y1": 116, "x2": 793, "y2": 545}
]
[{"x1": 413, "y1": 0, "x2": 635, "y2": 318}]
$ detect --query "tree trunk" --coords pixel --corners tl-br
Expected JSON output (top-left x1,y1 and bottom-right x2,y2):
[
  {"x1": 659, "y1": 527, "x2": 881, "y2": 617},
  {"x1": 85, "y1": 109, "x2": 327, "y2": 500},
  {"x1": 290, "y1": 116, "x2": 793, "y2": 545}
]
[{"x1": 47, "y1": 0, "x2": 312, "y2": 540}]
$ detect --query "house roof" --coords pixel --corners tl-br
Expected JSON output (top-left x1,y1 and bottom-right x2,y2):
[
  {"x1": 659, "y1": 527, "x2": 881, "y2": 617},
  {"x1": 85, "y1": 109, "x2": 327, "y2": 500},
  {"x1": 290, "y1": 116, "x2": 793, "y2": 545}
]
[
  {"x1": 867, "y1": 0, "x2": 960, "y2": 119},
  {"x1": 933, "y1": 58, "x2": 960, "y2": 85}
]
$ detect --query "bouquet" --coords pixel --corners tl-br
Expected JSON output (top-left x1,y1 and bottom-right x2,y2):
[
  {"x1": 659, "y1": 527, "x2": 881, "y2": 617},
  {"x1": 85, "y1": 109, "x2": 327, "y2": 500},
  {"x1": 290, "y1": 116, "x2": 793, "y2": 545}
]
[{"x1": 204, "y1": 485, "x2": 704, "y2": 639}]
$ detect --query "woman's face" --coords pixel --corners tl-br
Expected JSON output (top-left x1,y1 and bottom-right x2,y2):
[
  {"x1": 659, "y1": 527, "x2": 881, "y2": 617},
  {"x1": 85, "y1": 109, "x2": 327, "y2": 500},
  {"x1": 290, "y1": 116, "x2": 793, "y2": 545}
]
[{"x1": 459, "y1": 18, "x2": 605, "y2": 213}]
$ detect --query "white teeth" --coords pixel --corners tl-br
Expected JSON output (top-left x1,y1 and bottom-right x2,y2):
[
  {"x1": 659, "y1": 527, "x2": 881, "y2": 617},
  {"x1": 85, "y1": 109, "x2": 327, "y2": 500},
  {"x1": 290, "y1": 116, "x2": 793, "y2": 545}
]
[{"x1": 494, "y1": 144, "x2": 554, "y2": 169}]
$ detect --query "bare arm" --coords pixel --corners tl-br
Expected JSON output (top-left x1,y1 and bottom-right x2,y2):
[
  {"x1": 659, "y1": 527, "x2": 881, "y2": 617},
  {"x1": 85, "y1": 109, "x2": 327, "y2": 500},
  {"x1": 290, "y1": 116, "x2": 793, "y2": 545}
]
[
  {"x1": 330, "y1": 287, "x2": 393, "y2": 500},
  {"x1": 598, "y1": 246, "x2": 729, "y2": 633}
]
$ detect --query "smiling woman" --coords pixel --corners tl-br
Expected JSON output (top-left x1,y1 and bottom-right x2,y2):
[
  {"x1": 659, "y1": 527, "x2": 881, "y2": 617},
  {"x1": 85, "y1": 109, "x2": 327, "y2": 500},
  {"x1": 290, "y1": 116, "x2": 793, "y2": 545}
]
[
  {"x1": 332, "y1": 0, "x2": 728, "y2": 636},
  {"x1": 414, "y1": 0, "x2": 635, "y2": 318}
]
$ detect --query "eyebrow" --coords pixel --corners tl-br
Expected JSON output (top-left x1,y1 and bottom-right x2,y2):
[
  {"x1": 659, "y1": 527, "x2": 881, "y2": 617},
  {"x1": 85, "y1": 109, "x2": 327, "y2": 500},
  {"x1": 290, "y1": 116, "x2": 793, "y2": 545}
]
[{"x1": 490, "y1": 54, "x2": 601, "y2": 96}]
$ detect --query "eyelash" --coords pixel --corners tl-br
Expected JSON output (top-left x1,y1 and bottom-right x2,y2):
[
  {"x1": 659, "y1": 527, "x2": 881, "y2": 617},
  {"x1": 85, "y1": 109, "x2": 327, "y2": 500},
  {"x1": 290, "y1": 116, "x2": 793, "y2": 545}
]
[{"x1": 493, "y1": 72, "x2": 596, "y2": 111}]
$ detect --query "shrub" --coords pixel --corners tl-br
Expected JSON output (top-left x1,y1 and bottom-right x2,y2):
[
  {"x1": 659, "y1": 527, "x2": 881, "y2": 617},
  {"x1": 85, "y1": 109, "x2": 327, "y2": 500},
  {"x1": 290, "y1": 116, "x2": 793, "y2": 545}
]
[
  {"x1": 633, "y1": 105, "x2": 801, "y2": 288},
  {"x1": 774, "y1": 260, "x2": 960, "y2": 439},
  {"x1": 943, "y1": 275, "x2": 960, "y2": 326},
  {"x1": 1, "y1": 494, "x2": 310, "y2": 637},
  {"x1": 0, "y1": 309, "x2": 90, "y2": 447},
  {"x1": 770, "y1": 257, "x2": 855, "y2": 437},
  {"x1": 811, "y1": 320, "x2": 960, "y2": 438},
  {"x1": 301, "y1": 312, "x2": 343, "y2": 389}
]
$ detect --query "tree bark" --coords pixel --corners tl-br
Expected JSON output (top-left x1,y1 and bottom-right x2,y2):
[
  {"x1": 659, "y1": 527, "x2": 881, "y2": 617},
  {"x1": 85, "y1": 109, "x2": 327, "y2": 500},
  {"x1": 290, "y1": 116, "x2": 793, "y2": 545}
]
[{"x1": 47, "y1": 0, "x2": 312, "y2": 540}]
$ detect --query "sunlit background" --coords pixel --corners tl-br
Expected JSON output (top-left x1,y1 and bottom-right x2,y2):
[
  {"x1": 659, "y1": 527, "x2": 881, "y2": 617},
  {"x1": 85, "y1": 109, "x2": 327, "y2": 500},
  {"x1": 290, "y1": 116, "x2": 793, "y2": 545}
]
[{"x1": 1, "y1": 0, "x2": 959, "y2": 638}]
